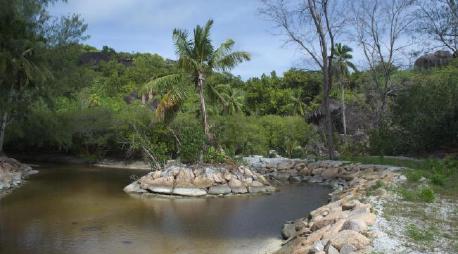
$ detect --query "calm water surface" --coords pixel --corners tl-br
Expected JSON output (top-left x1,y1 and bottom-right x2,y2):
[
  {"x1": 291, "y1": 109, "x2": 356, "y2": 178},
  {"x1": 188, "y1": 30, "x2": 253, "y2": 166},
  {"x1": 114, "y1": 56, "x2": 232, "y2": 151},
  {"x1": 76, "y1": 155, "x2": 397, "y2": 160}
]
[{"x1": 0, "y1": 164, "x2": 330, "y2": 254}]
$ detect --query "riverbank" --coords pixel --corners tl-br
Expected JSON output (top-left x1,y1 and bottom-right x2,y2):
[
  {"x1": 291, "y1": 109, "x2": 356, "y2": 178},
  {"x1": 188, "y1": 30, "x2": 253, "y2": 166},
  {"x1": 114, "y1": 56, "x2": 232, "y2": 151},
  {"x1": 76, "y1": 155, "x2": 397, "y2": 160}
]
[
  {"x1": 242, "y1": 156, "x2": 458, "y2": 254},
  {"x1": 243, "y1": 156, "x2": 402, "y2": 253},
  {"x1": 0, "y1": 156, "x2": 38, "y2": 197}
]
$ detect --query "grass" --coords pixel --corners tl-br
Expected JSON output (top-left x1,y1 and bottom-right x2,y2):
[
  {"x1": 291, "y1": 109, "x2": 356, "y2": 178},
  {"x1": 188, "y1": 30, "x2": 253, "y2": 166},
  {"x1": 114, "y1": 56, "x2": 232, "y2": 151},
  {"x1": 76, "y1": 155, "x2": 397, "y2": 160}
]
[
  {"x1": 405, "y1": 224, "x2": 435, "y2": 242},
  {"x1": 345, "y1": 155, "x2": 458, "y2": 197},
  {"x1": 343, "y1": 155, "x2": 424, "y2": 169},
  {"x1": 398, "y1": 186, "x2": 436, "y2": 203},
  {"x1": 366, "y1": 180, "x2": 385, "y2": 196}
]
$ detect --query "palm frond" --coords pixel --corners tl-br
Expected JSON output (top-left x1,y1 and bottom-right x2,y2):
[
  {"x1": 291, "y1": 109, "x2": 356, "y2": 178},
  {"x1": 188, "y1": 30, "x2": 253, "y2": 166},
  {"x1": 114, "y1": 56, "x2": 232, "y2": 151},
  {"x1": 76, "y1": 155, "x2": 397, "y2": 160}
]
[
  {"x1": 214, "y1": 51, "x2": 251, "y2": 71},
  {"x1": 142, "y1": 73, "x2": 183, "y2": 94}
]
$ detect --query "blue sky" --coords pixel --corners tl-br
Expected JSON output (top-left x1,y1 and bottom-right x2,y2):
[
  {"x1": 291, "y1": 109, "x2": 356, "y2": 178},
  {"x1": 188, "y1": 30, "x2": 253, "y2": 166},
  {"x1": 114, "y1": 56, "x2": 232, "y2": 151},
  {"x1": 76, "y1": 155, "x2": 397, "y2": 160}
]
[{"x1": 49, "y1": 0, "x2": 306, "y2": 80}]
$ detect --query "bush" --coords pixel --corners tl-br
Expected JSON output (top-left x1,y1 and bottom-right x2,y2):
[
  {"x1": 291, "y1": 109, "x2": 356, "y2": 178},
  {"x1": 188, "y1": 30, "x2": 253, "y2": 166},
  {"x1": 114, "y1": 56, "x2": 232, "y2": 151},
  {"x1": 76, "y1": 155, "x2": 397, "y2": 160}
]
[
  {"x1": 204, "y1": 146, "x2": 227, "y2": 164},
  {"x1": 213, "y1": 114, "x2": 268, "y2": 156},
  {"x1": 171, "y1": 114, "x2": 205, "y2": 164},
  {"x1": 213, "y1": 114, "x2": 316, "y2": 157},
  {"x1": 370, "y1": 63, "x2": 458, "y2": 155},
  {"x1": 418, "y1": 187, "x2": 436, "y2": 203}
]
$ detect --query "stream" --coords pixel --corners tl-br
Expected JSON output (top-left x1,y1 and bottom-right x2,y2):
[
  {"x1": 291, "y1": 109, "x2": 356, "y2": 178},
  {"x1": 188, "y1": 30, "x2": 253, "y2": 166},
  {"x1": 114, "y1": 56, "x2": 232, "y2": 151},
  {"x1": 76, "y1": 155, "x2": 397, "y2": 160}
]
[{"x1": 0, "y1": 164, "x2": 331, "y2": 254}]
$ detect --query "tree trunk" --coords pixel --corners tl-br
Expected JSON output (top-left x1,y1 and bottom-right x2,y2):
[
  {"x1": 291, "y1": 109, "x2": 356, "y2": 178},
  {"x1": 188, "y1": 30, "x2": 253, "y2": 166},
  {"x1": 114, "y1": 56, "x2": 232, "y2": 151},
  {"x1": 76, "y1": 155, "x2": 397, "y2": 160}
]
[
  {"x1": 323, "y1": 62, "x2": 336, "y2": 160},
  {"x1": 197, "y1": 72, "x2": 211, "y2": 143},
  {"x1": 341, "y1": 81, "x2": 347, "y2": 136},
  {"x1": 0, "y1": 112, "x2": 7, "y2": 155}
]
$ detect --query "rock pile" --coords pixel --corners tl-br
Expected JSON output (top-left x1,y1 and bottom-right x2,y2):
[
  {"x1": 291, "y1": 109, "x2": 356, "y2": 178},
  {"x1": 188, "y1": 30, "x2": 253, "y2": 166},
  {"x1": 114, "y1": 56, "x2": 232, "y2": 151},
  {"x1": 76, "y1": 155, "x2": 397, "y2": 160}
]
[
  {"x1": 124, "y1": 162, "x2": 275, "y2": 197},
  {"x1": 244, "y1": 156, "x2": 401, "y2": 254},
  {"x1": 0, "y1": 157, "x2": 37, "y2": 192},
  {"x1": 245, "y1": 156, "x2": 401, "y2": 195},
  {"x1": 278, "y1": 199, "x2": 375, "y2": 254}
]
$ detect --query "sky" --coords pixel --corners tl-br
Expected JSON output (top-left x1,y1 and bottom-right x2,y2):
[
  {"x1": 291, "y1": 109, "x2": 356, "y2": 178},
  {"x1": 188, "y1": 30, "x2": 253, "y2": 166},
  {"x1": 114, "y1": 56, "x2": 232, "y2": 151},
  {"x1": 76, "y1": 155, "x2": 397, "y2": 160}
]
[{"x1": 49, "y1": 0, "x2": 306, "y2": 80}]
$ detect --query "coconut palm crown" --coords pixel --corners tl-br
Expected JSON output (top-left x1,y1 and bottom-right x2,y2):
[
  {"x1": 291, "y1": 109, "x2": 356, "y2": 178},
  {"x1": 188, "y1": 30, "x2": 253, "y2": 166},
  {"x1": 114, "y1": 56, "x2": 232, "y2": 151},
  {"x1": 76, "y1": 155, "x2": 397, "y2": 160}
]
[{"x1": 144, "y1": 19, "x2": 250, "y2": 142}]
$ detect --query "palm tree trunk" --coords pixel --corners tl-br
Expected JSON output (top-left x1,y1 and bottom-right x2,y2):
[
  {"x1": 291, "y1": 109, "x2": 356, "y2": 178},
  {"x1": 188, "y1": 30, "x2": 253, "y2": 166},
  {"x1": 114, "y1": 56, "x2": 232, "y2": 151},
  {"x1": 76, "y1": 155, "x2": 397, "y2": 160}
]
[
  {"x1": 0, "y1": 112, "x2": 7, "y2": 155},
  {"x1": 197, "y1": 72, "x2": 211, "y2": 143},
  {"x1": 341, "y1": 81, "x2": 347, "y2": 136}
]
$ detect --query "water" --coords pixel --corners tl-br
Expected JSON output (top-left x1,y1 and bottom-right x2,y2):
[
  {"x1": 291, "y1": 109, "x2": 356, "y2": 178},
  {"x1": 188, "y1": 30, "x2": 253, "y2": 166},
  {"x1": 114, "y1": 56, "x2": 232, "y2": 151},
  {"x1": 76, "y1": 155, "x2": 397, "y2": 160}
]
[{"x1": 0, "y1": 164, "x2": 330, "y2": 254}]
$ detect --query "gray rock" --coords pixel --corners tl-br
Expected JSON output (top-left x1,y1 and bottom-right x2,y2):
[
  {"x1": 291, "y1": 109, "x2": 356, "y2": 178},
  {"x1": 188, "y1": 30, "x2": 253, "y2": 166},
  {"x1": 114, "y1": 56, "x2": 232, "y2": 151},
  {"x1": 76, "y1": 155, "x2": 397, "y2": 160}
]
[
  {"x1": 231, "y1": 186, "x2": 248, "y2": 194},
  {"x1": 248, "y1": 186, "x2": 276, "y2": 193},
  {"x1": 341, "y1": 219, "x2": 368, "y2": 233},
  {"x1": 123, "y1": 181, "x2": 147, "y2": 193},
  {"x1": 208, "y1": 184, "x2": 232, "y2": 195},
  {"x1": 172, "y1": 187, "x2": 207, "y2": 196},
  {"x1": 309, "y1": 176, "x2": 324, "y2": 183},
  {"x1": 311, "y1": 240, "x2": 324, "y2": 253},
  {"x1": 281, "y1": 223, "x2": 296, "y2": 239},
  {"x1": 275, "y1": 173, "x2": 291, "y2": 181},
  {"x1": 289, "y1": 176, "x2": 302, "y2": 183},
  {"x1": 398, "y1": 175, "x2": 407, "y2": 182},
  {"x1": 339, "y1": 244, "x2": 356, "y2": 254},
  {"x1": 148, "y1": 186, "x2": 173, "y2": 194},
  {"x1": 326, "y1": 244, "x2": 339, "y2": 254}
]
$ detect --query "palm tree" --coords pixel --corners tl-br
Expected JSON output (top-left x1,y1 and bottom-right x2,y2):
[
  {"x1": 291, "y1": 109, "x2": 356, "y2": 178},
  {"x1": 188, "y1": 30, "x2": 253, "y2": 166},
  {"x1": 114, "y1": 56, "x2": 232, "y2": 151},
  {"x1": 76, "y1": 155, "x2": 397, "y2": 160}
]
[
  {"x1": 207, "y1": 82, "x2": 244, "y2": 115},
  {"x1": 332, "y1": 43, "x2": 357, "y2": 136},
  {"x1": 0, "y1": 46, "x2": 49, "y2": 155},
  {"x1": 167, "y1": 19, "x2": 250, "y2": 142}
]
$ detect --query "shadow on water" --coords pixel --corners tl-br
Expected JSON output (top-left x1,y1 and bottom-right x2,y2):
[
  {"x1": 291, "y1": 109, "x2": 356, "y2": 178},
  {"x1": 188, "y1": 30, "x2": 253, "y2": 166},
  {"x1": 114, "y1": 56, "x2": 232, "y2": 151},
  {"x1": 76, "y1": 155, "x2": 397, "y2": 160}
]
[{"x1": 0, "y1": 164, "x2": 331, "y2": 254}]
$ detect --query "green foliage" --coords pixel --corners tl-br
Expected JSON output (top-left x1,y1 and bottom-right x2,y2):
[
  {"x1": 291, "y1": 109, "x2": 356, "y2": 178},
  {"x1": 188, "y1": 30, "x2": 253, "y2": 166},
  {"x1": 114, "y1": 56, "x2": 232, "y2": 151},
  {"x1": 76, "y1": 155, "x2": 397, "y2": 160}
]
[
  {"x1": 203, "y1": 146, "x2": 227, "y2": 164},
  {"x1": 370, "y1": 63, "x2": 458, "y2": 155},
  {"x1": 171, "y1": 114, "x2": 205, "y2": 163},
  {"x1": 213, "y1": 114, "x2": 316, "y2": 157},
  {"x1": 213, "y1": 114, "x2": 268, "y2": 156},
  {"x1": 244, "y1": 70, "x2": 320, "y2": 116},
  {"x1": 406, "y1": 224, "x2": 435, "y2": 242},
  {"x1": 418, "y1": 187, "x2": 436, "y2": 203},
  {"x1": 398, "y1": 186, "x2": 436, "y2": 203}
]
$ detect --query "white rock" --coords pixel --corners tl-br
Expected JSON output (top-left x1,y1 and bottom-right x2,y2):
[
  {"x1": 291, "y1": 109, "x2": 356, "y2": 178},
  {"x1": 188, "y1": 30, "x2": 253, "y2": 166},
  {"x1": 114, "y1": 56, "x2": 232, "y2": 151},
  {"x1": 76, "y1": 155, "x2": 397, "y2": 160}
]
[
  {"x1": 172, "y1": 187, "x2": 207, "y2": 196},
  {"x1": 123, "y1": 181, "x2": 147, "y2": 193}
]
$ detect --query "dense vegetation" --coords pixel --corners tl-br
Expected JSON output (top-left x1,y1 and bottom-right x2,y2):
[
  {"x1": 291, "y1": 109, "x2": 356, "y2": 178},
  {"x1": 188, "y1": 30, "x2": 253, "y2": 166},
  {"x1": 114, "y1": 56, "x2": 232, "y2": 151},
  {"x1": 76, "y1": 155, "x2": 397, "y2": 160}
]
[{"x1": 1, "y1": 0, "x2": 457, "y2": 168}]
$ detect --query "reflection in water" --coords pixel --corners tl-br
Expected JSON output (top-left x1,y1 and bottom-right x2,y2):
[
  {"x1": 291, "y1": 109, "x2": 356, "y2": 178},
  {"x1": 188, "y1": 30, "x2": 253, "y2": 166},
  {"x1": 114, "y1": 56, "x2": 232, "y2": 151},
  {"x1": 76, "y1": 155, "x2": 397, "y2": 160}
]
[{"x1": 0, "y1": 165, "x2": 330, "y2": 254}]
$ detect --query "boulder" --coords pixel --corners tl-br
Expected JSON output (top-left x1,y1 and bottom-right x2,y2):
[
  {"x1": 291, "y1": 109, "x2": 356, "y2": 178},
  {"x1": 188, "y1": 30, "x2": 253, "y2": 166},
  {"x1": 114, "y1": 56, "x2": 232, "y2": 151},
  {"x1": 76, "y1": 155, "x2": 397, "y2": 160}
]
[
  {"x1": 208, "y1": 184, "x2": 232, "y2": 195},
  {"x1": 326, "y1": 244, "x2": 339, "y2": 254},
  {"x1": 311, "y1": 240, "x2": 324, "y2": 253},
  {"x1": 341, "y1": 219, "x2": 368, "y2": 233},
  {"x1": 175, "y1": 169, "x2": 195, "y2": 187},
  {"x1": 193, "y1": 175, "x2": 214, "y2": 188},
  {"x1": 348, "y1": 211, "x2": 377, "y2": 225},
  {"x1": 339, "y1": 244, "x2": 356, "y2": 254},
  {"x1": 231, "y1": 186, "x2": 248, "y2": 194},
  {"x1": 123, "y1": 181, "x2": 146, "y2": 193},
  {"x1": 321, "y1": 168, "x2": 340, "y2": 179},
  {"x1": 281, "y1": 222, "x2": 297, "y2": 239},
  {"x1": 277, "y1": 160, "x2": 294, "y2": 170},
  {"x1": 151, "y1": 176, "x2": 174, "y2": 187},
  {"x1": 330, "y1": 230, "x2": 370, "y2": 250},
  {"x1": 147, "y1": 186, "x2": 173, "y2": 194},
  {"x1": 172, "y1": 187, "x2": 207, "y2": 197}
]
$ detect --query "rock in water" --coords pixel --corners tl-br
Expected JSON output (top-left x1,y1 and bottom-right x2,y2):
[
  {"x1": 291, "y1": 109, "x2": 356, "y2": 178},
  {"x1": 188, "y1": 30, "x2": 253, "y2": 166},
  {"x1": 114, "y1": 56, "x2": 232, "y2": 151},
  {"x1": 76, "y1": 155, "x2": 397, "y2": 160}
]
[
  {"x1": 172, "y1": 187, "x2": 207, "y2": 197},
  {"x1": 123, "y1": 181, "x2": 146, "y2": 193},
  {"x1": 208, "y1": 184, "x2": 231, "y2": 195},
  {"x1": 123, "y1": 163, "x2": 275, "y2": 197}
]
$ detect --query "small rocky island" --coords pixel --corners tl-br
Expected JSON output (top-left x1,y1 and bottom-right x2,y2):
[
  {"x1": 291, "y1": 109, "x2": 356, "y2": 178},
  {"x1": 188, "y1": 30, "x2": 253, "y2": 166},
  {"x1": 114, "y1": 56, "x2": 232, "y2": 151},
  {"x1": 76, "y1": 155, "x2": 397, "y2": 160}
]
[
  {"x1": 0, "y1": 157, "x2": 37, "y2": 195},
  {"x1": 124, "y1": 162, "x2": 276, "y2": 197}
]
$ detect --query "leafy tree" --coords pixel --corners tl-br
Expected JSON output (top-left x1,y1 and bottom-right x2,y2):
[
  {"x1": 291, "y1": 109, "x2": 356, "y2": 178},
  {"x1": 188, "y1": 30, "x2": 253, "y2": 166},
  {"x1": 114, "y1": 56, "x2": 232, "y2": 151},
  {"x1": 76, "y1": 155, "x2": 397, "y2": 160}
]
[{"x1": 0, "y1": 0, "x2": 87, "y2": 155}]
